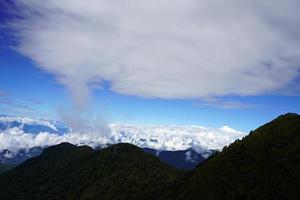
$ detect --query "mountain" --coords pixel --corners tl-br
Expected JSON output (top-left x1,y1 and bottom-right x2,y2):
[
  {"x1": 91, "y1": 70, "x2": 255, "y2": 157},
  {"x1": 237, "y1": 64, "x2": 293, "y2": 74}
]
[
  {"x1": 0, "y1": 163, "x2": 15, "y2": 174},
  {"x1": 0, "y1": 144, "x2": 207, "y2": 170},
  {"x1": 144, "y1": 148, "x2": 211, "y2": 170},
  {"x1": 0, "y1": 147, "x2": 43, "y2": 165},
  {"x1": 0, "y1": 113, "x2": 299, "y2": 199},
  {"x1": 0, "y1": 115, "x2": 243, "y2": 168},
  {"x1": 161, "y1": 113, "x2": 300, "y2": 200},
  {"x1": 0, "y1": 115, "x2": 69, "y2": 134},
  {"x1": 0, "y1": 142, "x2": 180, "y2": 200}
]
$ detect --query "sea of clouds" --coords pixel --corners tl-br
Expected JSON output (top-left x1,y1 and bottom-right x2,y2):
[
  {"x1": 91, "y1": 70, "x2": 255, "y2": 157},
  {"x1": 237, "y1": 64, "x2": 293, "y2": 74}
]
[{"x1": 0, "y1": 116, "x2": 245, "y2": 157}]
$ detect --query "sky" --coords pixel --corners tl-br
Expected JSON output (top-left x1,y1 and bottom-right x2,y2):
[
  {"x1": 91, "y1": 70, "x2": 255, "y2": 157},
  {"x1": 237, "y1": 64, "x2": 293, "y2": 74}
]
[{"x1": 1, "y1": 0, "x2": 300, "y2": 132}]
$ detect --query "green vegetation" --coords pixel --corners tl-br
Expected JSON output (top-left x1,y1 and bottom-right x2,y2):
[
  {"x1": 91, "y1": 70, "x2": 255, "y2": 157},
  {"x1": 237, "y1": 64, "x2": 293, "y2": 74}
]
[
  {"x1": 0, "y1": 113, "x2": 299, "y2": 200},
  {"x1": 0, "y1": 142, "x2": 180, "y2": 200},
  {"x1": 161, "y1": 113, "x2": 300, "y2": 200}
]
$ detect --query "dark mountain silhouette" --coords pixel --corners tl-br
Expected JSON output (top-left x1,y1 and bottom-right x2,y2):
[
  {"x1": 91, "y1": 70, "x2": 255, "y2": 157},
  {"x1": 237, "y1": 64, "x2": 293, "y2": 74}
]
[
  {"x1": 0, "y1": 163, "x2": 15, "y2": 174},
  {"x1": 161, "y1": 113, "x2": 300, "y2": 200},
  {"x1": 144, "y1": 148, "x2": 208, "y2": 170},
  {"x1": 0, "y1": 113, "x2": 299, "y2": 200},
  {"x1": 0, "y1": 142, "x2": 180, "y2": 200},
  {"x1": 0, "y1": 147, "x2": 43, "y2": 165},
  {"x1": 0, "y1": 146, "x2": 209, "y2": 170}
]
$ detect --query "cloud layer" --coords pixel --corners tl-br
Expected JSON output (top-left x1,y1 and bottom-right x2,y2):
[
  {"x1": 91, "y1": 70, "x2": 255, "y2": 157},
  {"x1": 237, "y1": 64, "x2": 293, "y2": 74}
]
[
  {"x1": 7, "y1": 0, "x2": 300, "y2": 104},
  {"x1": 0, "y1": 116, "x2": 245, "y2": 154}
]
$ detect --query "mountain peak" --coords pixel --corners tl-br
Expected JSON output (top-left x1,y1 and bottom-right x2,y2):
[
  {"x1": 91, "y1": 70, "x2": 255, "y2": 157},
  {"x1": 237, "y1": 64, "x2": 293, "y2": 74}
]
[
  {"x1": 0, "y1": 142, "x2": 179, "y2": 200},
  {"x1": 41, "y1": 142, "x2": 79, "y2": 154},
  {"x1": 276, "y1": 112, "x2": 299, "y2": 120},
  {"x1": 162, "y1": 113, "x2": 300, "y2": 200},
  {"x1": 252, "y1": 112, "x2": 300, "y2": 138}
]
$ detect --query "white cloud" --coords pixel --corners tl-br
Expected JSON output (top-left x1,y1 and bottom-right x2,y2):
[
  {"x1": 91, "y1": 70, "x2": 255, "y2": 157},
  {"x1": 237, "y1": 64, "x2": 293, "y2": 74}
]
[
  {"x1": 185, "y1": 151, "x2": 195, "y2": 163},
  {"x1": 0, "y1": 116, "x2": 58, "y2": 131},
  {"x1": 0, "y1": 116, "x2": 245, "y2": 154},
  {"x1": 0, "y1": 127, "x2": 107, "y2": 155},
  {"x1": 195, "y1": 97, "x2": 254, "y2": 109},
  {"x1": 109, "y1": 124, "x2": 245, "y2": 151},
  {"x1": 5, "y1": 0, "x2": 300, "y2": 105}
]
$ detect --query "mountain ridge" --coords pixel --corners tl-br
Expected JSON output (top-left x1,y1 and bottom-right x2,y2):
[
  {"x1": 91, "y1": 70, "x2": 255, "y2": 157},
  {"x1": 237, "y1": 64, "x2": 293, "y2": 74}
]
[
  {"x1": 0, "y1": 142, "x2": 180, "y2": 200},
  {"x1": 161, "y1": 113, "x2": 300, "y2": 200}
]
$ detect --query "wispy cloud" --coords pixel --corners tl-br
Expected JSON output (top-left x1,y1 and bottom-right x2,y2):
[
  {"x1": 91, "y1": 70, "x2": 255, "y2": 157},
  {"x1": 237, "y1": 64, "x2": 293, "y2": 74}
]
[
  {"x1": 4, "y1": 0, "x2": 300, "y2": 106},
  {"x1": 24, "y1": 98, "x2": 43, "y2": 105},
  {"x1": 0, "y1": 98, "x2": 35, "y2": 111},
  {"x1": 0, "y1": 90, "x2": 8, "y2": 97},
  {"x1": 0, "y1": 91, "x2": 43, "y2": 116},
  {"x1": 195, "y1": 98, "x2": 255, "y2": 109}
]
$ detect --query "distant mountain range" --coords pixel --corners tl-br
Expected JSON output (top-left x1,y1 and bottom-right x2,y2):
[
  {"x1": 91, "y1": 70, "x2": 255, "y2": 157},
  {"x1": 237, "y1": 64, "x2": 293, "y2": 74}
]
[
  {"x1": 0, "y1": 115, "x2": 70, "y2": 134},
  {"x1": 0, "y1": 113, "x2": 299, "y2": 199},
  {"x1": 0, "y1": 115, "x2": 244, "y2": 169}
]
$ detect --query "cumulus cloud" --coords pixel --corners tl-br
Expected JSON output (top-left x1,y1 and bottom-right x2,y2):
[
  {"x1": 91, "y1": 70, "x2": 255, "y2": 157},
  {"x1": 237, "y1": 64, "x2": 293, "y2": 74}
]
[
  {"x1": 57, "y1": 108, "x2": 109, "y2": 136},
  {"x1": 4, "y1": 0, "x2": 300, "y2": 104}
]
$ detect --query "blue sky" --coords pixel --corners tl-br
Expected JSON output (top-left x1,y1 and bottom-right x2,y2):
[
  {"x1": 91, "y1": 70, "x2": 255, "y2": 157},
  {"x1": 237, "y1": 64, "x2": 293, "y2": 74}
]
[
  {"x1": 1, "y1": 47, "x2": 300, "y2": 132},
  {"x1": 1, "y1": 1, "x2": 300, "y2": 132}
]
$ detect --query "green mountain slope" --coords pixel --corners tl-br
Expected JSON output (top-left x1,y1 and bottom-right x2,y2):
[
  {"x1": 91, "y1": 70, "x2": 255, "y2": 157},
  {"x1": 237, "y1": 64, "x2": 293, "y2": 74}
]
[
  {"x1": 162, "y1": 113, "x2": 300, "y2": 200},
  {"x1": 0, "y1": 142, "x2": 179, "y2": 200}
]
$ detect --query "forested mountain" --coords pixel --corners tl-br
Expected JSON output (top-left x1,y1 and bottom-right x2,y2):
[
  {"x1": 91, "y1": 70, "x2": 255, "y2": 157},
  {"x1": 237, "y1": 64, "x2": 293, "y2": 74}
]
[
  {"x1": 0, "y1": 113, "x2": 299, "y2": 200},
  {"x1": 162, "y1": 113, "x2": 300, "y2": 200},
  {"x1": 0, "y1": 143, "x2": 179, "y2": 200}
]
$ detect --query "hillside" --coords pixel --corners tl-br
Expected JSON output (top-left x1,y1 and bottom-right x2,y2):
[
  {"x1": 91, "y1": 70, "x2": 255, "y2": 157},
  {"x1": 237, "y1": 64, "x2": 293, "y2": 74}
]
[
  {"x1": 0, "y1": 163, "x2": 15, "y2": 174},
  {"x1": 0, "y1": 142, "x2": 180, "y2": 200},
  {"x1": 162, "y1": 113, "x2": 300, "y2": 200}
]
